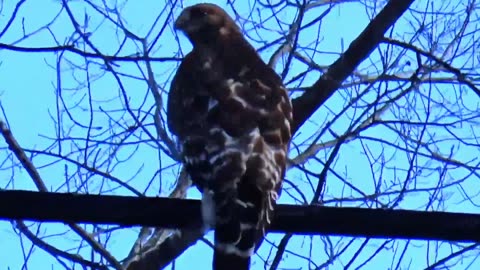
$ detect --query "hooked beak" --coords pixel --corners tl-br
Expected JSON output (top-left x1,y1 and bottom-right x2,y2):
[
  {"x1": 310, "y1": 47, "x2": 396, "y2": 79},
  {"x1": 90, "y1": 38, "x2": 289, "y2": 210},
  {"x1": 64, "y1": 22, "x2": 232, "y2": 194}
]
[{"x1": 174, "y1": 9, "x2": 190, "y2": 30}]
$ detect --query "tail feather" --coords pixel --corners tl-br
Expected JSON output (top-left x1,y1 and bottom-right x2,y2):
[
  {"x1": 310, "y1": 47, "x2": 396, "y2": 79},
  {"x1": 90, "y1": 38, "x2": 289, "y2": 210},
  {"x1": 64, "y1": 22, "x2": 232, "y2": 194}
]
[
  {"x1": 208, "y1": 147, "x2": 281, "y2": 270},
  {"x1": 211, "y1": 188, "x2": 276, "y2": 270},
  {"x1": 214, "y1": 222, "x2": 256, "y2": 270},
  {"x1": 213, "y1": 248, "x2": 251, "y2": 270}
]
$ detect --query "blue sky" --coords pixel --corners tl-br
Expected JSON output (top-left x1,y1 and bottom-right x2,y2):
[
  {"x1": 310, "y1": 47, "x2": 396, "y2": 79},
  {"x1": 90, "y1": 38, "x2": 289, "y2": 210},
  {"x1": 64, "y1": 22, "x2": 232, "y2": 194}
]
[{"x1": 1, "y1": 0, "x2": 480, "y2": 269}]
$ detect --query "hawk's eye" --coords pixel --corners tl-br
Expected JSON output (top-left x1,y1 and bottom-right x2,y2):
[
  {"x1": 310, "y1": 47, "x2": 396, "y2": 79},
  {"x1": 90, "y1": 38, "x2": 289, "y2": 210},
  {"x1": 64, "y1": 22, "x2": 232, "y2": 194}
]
[{"x1": 190, "y1": 8, "x2": 208, "y2": 19}]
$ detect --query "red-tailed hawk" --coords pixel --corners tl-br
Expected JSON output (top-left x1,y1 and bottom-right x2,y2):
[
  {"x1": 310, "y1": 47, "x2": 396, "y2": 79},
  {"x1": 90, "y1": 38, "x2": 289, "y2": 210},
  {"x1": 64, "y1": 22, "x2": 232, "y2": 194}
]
[{"x1": 168, "y1": 4, "x2": 292, "y2": 269}]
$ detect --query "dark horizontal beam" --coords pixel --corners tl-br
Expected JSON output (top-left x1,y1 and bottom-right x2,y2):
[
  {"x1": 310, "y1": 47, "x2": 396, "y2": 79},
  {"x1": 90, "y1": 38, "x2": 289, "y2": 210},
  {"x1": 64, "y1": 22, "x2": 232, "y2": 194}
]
[{"x1": 2, "y1": 190, "x2": 480, "y2": 242}]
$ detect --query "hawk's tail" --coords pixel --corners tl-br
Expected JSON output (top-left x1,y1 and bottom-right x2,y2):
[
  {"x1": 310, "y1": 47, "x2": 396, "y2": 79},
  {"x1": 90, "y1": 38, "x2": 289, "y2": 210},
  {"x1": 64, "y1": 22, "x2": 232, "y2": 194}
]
[
  {"x1": 211, "y1": 186, "x2": 275, "y2": 270},
  {"x1": 213, "y1": 226, "x2": 254, "y2": 270}
]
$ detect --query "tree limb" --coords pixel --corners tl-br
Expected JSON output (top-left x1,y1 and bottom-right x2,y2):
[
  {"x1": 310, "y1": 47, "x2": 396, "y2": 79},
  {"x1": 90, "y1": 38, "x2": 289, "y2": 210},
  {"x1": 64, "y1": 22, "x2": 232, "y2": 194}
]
[
  {"x1": 1, "y1": 190, "x2": 479, "y2": 243},
  {"x1": 291, "y1": 0, "x2": 415, "y2": 133}
]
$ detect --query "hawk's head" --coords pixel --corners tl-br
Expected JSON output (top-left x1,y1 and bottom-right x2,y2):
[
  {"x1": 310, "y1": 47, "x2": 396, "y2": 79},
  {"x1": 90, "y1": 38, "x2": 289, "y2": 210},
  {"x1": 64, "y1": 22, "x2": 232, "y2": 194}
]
[{"x1": 175, "y1": 4, "x2": 241, "y2": 44}]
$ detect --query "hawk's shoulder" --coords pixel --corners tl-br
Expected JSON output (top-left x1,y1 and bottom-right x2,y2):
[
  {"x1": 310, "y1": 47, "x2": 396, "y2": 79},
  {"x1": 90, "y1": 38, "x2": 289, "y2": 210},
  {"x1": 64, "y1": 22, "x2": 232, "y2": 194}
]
[{"x1": 167, "y1": 51, "x2": 209, "y2": 138}]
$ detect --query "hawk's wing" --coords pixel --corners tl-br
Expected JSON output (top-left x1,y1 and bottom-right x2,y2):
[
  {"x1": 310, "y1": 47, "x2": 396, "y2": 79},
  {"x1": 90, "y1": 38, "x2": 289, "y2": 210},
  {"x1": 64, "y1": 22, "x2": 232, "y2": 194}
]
[{"x1": 167, "y1": 52, "x2": 214, "y2": 189}]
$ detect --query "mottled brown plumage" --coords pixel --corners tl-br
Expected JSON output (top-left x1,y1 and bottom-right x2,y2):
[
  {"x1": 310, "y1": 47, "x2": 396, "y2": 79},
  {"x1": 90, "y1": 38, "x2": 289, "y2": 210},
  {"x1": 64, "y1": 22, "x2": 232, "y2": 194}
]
[{"x1": 168, "y1": 3, "x2": 292, "y2": 269}]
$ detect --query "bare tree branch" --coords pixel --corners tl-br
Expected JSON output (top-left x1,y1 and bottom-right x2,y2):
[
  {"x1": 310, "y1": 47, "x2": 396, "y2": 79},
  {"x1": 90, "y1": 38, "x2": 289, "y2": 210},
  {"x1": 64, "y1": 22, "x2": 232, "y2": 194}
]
[
  {"x1": 291, "y1": 0, "x2": 415, "y2": 132},
  {"x1": 2, "y1": 190, "x2": 480, "y2": 243}
]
